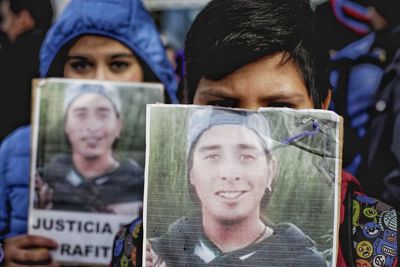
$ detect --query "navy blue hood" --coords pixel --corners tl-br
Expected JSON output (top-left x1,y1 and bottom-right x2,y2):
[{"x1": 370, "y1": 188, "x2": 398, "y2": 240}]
[{"x1": 39, "y1": 0, "x2": 178, "y2": 103}]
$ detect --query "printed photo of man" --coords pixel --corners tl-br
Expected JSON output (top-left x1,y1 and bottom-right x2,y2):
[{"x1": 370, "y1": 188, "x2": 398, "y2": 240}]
[
  {"x1": 35, "y1": 83, "x2": 144, "y2": 215},
  {"x1": 146, "y1": 108, "x2": 326, "y2": 267}
]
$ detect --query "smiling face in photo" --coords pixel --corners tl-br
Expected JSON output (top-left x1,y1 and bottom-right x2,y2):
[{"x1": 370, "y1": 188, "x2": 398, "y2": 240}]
[
  {"x1": 189, "y1": 124, "x2": 275, "y2": 224},
  {"x1": 64, "y1": 92, "x2": 122, "y2": 160}
]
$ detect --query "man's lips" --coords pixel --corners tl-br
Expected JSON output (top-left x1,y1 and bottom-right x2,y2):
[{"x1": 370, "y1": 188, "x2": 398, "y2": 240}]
[
  {"x1": 215, "y1": 190, "x2": 247, "y2": 199},
  {"x1": 83, "y1": 136, "x2": 102, "y2": 146}
]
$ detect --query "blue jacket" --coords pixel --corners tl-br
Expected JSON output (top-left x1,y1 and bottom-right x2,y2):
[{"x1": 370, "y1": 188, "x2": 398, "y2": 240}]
[
  {"x1": 0, "y1": 0, "x2": 177, "y2": 242},
  {"x1": 329, "y1": 33, "x2": 384, "y2": 174},
  {"x1": 0, "y1": 126, "x2": 31, "y2": 241}
]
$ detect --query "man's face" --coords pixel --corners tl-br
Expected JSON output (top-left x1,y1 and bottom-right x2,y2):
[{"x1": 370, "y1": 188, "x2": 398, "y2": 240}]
[
  {"x1": 190, "y1": 124, "x2": 275, "y2": 224},
  {"x1": 64, "y1": 92, "x2": 122, "y2": 160},
  {"x1": 193, "y1": 52, "x2": 316, "y2": 110},
  {"x1": 64, "y1": 35, "x2": 144, "y2": 82}
]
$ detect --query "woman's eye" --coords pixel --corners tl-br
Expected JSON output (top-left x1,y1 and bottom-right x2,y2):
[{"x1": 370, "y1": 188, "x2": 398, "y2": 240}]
[
  {"x1": 110, "y1": 61, "x2": 129, "y2": 72},
  {"x1": 70, "y1": 60, "x2": 93, "y2": 72}
]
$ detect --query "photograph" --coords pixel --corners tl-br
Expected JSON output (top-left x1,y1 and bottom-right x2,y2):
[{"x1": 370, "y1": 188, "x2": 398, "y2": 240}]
[
  {"x1": 28, "y1": 78, "x2": 163, "y2": 265},
  {"x1": 144, "y1": 104, "x2": 342, "y2": 267}
]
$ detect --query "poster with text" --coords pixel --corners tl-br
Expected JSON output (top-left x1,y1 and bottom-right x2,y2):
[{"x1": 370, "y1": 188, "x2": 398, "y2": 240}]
[
  {"x1": 29, "y1": 78, "x2": 164, "y2": 265},
  {"x1": 144, "y1": 104, "x2": 342, "y2": 267}
]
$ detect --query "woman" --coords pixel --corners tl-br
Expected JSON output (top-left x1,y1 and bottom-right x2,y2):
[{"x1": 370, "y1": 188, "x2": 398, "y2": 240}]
[{"x1": 0, "y1": 0, "x2": 177, "y2": 265}]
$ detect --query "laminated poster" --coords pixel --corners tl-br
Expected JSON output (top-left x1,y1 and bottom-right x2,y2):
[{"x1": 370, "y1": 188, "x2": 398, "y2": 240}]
[
  {"x1": 144, "y1": 104, "x2": 342, "y2": 267},
  {"x1": 28, "y1": 78, "x2": 164, "y2": 266}
]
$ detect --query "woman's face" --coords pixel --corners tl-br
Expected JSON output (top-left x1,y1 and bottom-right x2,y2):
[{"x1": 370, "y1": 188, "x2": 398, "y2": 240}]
[{"x1": 63, "y1": 35, "x2": 144, "y2": 82}]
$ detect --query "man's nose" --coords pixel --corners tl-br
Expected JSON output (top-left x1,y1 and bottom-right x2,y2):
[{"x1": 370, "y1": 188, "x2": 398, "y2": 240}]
[
  {"x1": 86, "y1": 117, "x2": 101, "y2": 131},
  {"x1": 219, "y1": 162, "x2": 241, "y2": 181}
]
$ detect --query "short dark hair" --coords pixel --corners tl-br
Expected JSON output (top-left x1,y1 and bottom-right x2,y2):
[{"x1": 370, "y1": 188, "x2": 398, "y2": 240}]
[
  {"x1": 9, "y1": 0, "x2": 53, "y2": 30},
  {"x1": 184, "y1": 0, "x2": 330, "y2": 108}
]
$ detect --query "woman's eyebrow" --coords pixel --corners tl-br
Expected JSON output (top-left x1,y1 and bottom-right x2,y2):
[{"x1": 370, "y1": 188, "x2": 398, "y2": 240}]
[
  {"x1": 111, "y1": 53, "x2": 136, "y2": 59},
  {"x1": 65, "y1": 55, "x2": 88, "y2": 61}
]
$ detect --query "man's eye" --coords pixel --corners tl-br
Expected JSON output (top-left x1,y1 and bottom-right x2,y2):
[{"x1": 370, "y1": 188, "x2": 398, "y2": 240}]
[
  {"x1": 207, "y1": 98, "x2": 238, "y2": 108},
  {"x1": 269, "y1": 102, "x2": 293, "y2": 108},
  {"x1": 239, "y1": 154, "x2": 255, "y2": 161},
  {"x1": 97, "y1": 111, "x2": 111, "y2": 120},
  {"x1": 74, "y1": 112, "x2": 86, "y2": 120},
  {"x1": 110, "y1": 61, "x2": 129, "y2": 72},
  {"x1": 204, "y1": 154, "x2": 219, "y2": 160},
  {"x1": 98, "y1": 113, "x2": 109, "y2": 120}
]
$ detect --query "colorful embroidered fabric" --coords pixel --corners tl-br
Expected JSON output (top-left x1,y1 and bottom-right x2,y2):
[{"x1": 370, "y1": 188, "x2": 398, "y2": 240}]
[
  {"x1": 111, "y1": 217, "x2": 143, "y2": 267},
  {"x1": 352, "y1": 192, "x2": 399, "y2": 267}
]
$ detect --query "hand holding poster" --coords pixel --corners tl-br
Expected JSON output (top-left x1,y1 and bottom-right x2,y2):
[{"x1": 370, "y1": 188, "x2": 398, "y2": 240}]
[
  {"x1": 29, "y1": 78, "x2": 163, "y2": 265},
  {"x1": 143, "y1": 104, "x2": 342, "y2": 267}
]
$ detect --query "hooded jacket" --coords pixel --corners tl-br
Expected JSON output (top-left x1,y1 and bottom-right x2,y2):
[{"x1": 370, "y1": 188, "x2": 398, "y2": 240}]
[
  {"x1": 0, "y1": 0, "x2": 177, "y2": 242},
  {"x1": 40, "y1": 0, "x2": 178, "y2": 103}
]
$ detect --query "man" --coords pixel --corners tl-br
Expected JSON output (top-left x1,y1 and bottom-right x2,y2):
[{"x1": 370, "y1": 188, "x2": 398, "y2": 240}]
[
  {"x1": 0, "y1": 0, "x2": 53, "y2": 140},
  {"x1": 36, "y1": 84, "x2": 143, "y2": 214},
  {"x1": 147, "y1": 108, "x2": 325, "y2": 266}
]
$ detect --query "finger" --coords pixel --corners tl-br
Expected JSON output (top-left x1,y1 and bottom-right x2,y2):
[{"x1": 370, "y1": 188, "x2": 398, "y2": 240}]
[
  {"x1": 35, "y1": 175, "x2": 41, "y2": 187},
  {"x1": 146, "y1": 240, "x2": 153, "y2": 252},
  {"x1": 8, "y1": 235, "x2": 58, "y2": 249},
  {"x1": 46, "y1": 188, "x2": 54, "y2": 209},
  {"x1": 40, "y1": 183, "x2": 49, "y2": 199},
  {"x1": 12, "y1": 248, "x2": 52, "y2": 263},
  {"x1": 145, "y1": 259, "x2": 153, "y2": 267},
  {"x1": 5, "y1": 260, "x2": 60, "y2": 267},
  {"x1": 38, "y1": 184, "x2": 47, "y2": 208},
  {"x1": 145, "y1": 243, "x2": 154, "y2": 261},
  {"x1": 41, "y1": 184, "x2": 51, "y2": 203},
  {"x1": 48, "y1": 187, "x2": 53, "y2": 201}
]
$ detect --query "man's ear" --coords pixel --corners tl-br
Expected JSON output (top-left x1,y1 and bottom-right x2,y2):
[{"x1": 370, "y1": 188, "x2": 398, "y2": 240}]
[
  {"x1": 321, "y1": 89, "x2": 332, "y2": 110},
  {"x1": 116, "y1": 118, "x2": 123, "y2": 138},
  {"x1": 266, "y1": 156, "x2": 277, "y2": 190},
  {"x1": 189, "y1": 169, "x2": 195, "y2": 186}
]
